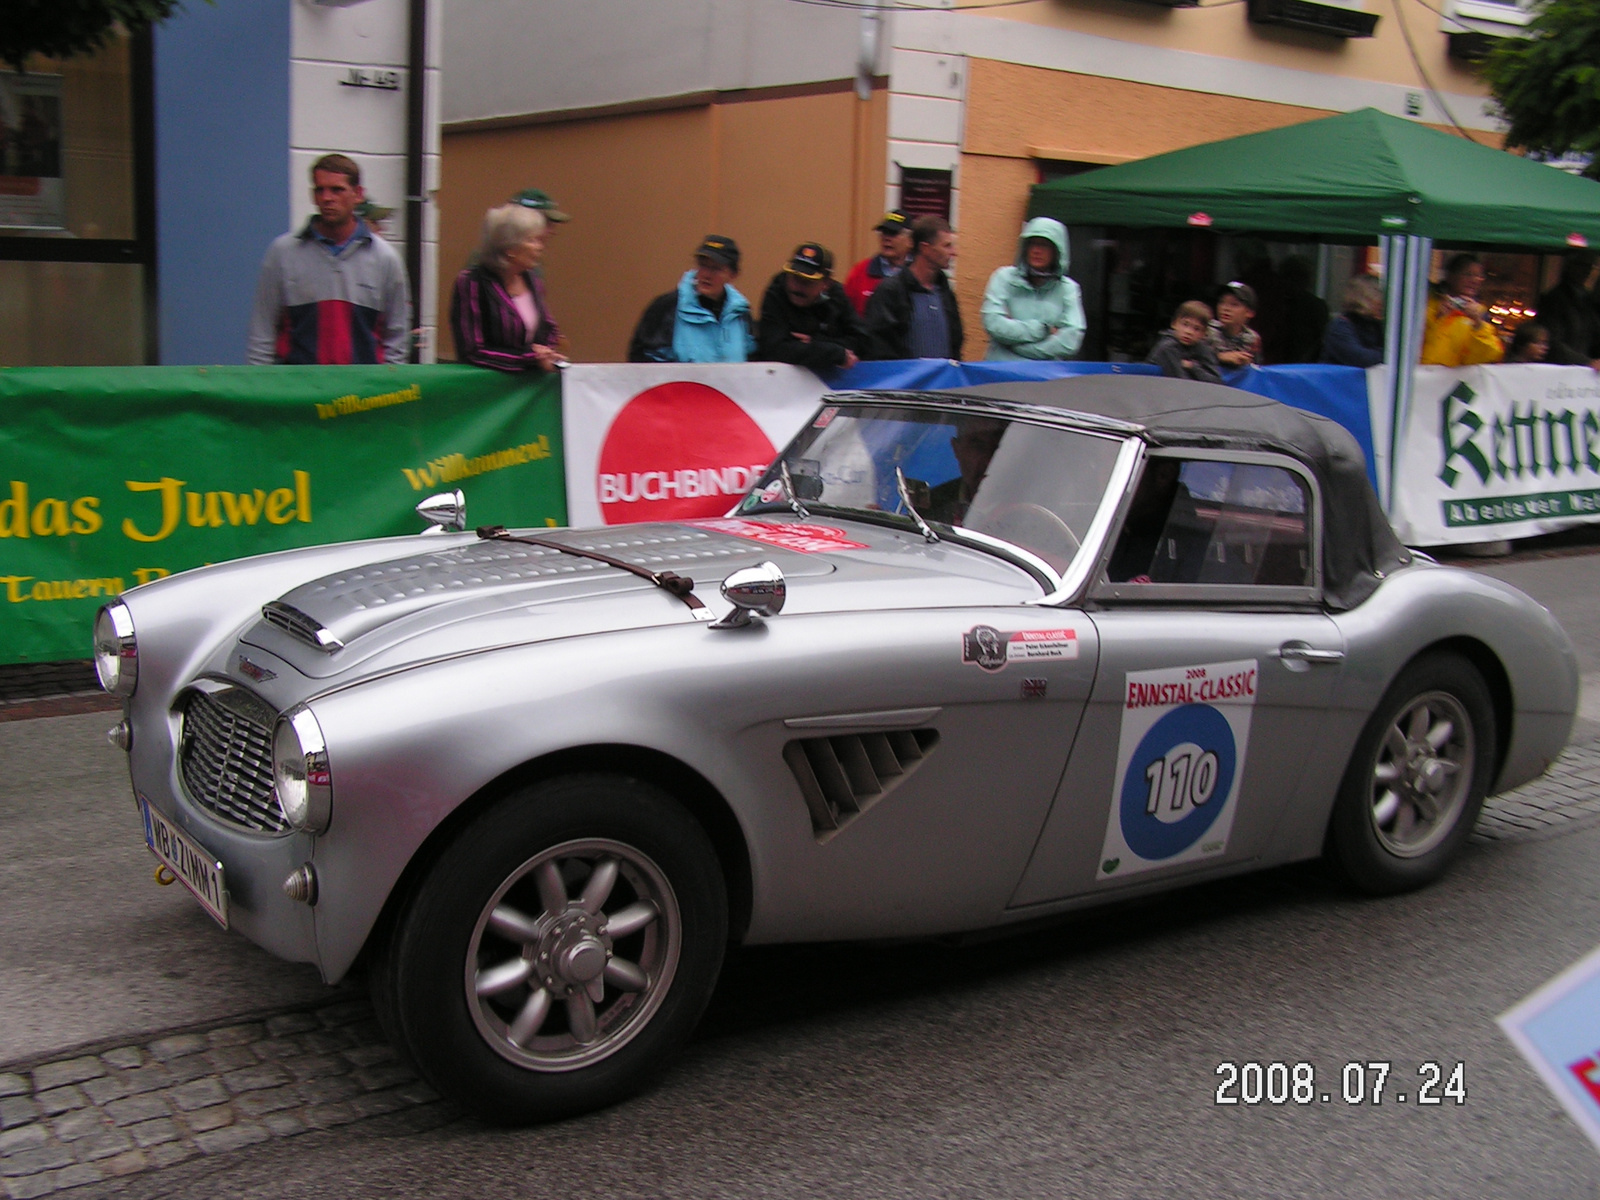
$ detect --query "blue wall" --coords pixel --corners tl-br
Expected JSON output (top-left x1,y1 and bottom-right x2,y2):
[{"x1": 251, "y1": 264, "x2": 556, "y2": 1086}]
[{"x1": 154, "y1": 1, "x2": 290, "y2": 364}]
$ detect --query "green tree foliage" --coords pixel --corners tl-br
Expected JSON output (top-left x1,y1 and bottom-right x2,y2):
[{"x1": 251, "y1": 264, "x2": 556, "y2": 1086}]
[
  {"x1": 1483, "y1": 0, "x2": 1600, "y2": 179},
  {"x1": 1, "y1": 1, "x2": 187, "y2": 74}
]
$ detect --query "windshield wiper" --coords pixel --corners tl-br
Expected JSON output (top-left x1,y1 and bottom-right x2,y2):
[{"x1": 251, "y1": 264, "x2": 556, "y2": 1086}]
[
  {"x1": 779, "y1": 459, "x2": 811, "y2": 520},
  {"x1": 895, "y1": 467, "x2": 939, "y2": 544}
]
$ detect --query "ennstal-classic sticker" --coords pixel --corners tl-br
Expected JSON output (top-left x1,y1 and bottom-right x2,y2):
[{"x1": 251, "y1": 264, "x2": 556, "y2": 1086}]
[
  {"x1": 1096, "y1": 659, "x2": 1258, "y2": 881},
  {"x1": 962, "y1": 625, "x2": 1079, "y2": 671}
]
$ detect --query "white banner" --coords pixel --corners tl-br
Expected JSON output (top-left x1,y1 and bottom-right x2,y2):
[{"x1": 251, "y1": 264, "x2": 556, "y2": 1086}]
[
  {"x1": 1388, "y1": 365, "x2": 1600, "y2": 545},
  {"x1": 560, "y1": 363, "x2": 829, "y2": 527}
]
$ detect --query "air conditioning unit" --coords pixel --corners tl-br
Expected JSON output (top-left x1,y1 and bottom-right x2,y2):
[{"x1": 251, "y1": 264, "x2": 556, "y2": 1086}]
[{"x1": 1248, "y1": 0, "x2": 1379, "y2": 37}]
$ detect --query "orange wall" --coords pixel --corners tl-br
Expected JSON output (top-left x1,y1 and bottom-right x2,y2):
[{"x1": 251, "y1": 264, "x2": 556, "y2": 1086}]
[{"x1": 438, "y1": 87, "x2": 888, "y2": 363}]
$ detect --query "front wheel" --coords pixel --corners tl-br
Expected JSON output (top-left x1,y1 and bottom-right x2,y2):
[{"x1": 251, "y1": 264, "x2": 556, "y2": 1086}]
[
  {"x1": 380, "y1": 775, "x2": 727, "y2": 1123},
  {"x1": 1326, "y1": 653, "x2": 1495, "y2": 895}
]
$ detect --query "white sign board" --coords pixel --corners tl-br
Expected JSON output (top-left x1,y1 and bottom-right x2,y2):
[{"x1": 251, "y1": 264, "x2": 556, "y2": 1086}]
[
  {"x1": 1500, "y1": 943, "x2": 1600, "y2": 1157},
  {"x1": 1389, "y1": 365, "x2": 1600, "y2": 545},
  {"x1": 560, "y1": 363, "x2": 829, "y2": 528}
]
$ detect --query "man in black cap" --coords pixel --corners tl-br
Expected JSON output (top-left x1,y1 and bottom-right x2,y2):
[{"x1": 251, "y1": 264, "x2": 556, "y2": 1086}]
[
  {"x1": 843, "y1": 210, "x2": 912, "y2": 317},
  {"x1": 755, "y1": 242, "x2": 867, "y2": 372},
  {"x1": 628, "y1": 235, "x2": 756, "y2": 363}
]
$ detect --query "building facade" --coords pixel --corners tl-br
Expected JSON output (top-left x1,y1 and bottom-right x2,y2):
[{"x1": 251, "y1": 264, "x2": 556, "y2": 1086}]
[
  {"x1": 437, "y1": 0, "x2": 1508, "y2": 363},
  {"x1": 0, "y1": 0, "x2": 442, "y2": 367}
]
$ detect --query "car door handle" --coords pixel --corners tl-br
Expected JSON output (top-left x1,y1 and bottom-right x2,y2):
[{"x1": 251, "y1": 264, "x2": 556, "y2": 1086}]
[{"x1": 1274, "y1": 644, "x2": 1344, "y2": 664}]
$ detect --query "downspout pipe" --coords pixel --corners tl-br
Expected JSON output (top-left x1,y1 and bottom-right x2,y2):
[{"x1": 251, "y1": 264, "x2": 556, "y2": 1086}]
[{"x1": 405, "y1": 0, "x2": 427, "y2": 363}]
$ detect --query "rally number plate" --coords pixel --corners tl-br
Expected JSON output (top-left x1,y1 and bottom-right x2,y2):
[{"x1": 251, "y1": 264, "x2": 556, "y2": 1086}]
[{"x1": 140, "y1": 797, "x2": 229, "y2": 928}]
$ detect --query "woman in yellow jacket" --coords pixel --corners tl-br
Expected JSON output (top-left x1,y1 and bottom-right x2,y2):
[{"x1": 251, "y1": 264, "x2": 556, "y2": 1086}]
[{"x1": 1421, "y1": 253, "x2": 1504, "y2": 366}]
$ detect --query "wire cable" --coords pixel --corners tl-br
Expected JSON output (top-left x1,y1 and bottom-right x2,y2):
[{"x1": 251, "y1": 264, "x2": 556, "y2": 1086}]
[{"x1": 1389, "y1": 0, "x2": 1479, "y2": 140}]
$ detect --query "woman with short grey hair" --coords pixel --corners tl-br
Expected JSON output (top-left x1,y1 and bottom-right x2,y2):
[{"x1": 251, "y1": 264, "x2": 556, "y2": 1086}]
[
  {"x1": 1321, "y1": 275, "x2": 1385, "y2": 368},
  {"x1": 450, "y1": 203, "x2": 565, "y2": 371}
]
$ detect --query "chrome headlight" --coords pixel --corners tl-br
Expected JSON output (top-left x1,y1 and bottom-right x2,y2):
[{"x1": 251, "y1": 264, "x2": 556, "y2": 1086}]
[
  {"x1": 273, "y1": 706, "x2": 332, "y2": 833},
  {"x1": 93, "y1": 602, "x2": 138, "y2": 696}
]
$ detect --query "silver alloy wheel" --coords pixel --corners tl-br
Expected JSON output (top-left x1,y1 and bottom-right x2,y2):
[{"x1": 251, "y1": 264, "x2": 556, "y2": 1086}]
[
  {"x1": 1367, "y1": 690, "x2": 1474, "y2": 858},
  {"x1": 464, "y1": 837, "x2": 681, "y2": 1072}
]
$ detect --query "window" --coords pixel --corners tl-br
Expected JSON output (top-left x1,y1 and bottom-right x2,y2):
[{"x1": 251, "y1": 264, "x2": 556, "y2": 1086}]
[
  {"x1": 1104, "y1": 458, "x2": 1315, "y2": 591},
  {"x1": 0, "y1": 32, "x2": 153, "y2": 365}
]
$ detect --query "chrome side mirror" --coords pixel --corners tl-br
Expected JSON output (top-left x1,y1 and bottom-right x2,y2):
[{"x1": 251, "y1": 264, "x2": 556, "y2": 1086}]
[
  {"x1": 416, "y1": 489, "x2": 466, "y2": 534},
  {"x1": 710, "y1": 561, "x2": 786, "y2": 629}
]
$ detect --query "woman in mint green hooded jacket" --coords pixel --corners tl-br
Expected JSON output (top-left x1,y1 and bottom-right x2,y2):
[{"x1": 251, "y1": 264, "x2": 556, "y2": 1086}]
[{"x1": 981, "y1": 216, "x2": 1086, "y2": 361}]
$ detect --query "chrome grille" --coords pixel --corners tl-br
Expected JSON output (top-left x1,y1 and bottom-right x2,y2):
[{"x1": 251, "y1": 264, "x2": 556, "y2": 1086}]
[{"x1": 179, "y1": 687, "x2": 289, "y2": 834}]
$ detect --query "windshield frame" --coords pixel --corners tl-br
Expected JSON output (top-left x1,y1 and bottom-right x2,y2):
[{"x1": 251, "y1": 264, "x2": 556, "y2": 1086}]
[{"x1": 738, "y1": 393, "x2": 1145, "y2": 605}]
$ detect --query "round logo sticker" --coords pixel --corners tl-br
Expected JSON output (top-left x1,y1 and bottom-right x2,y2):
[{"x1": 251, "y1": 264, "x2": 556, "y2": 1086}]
[
  {"x1": 1118, "y1": 704, "x2": 1237, "y2": 860},
  {"x1": 597, "y1": 382, "x2": 777, "y2": 525}
]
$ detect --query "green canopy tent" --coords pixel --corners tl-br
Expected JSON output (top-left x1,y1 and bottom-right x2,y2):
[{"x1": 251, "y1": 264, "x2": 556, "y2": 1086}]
[
  {"x1": 1027, "y1": 108, "x2": 1600, "y2": 508},
  {"x1": 1028, "y1": 106, "x2": 1600, "y2": 248}
]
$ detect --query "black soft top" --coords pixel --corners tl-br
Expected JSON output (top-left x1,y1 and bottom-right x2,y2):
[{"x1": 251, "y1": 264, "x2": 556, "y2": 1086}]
[{"x1": 940, "y1": 375, "x2": 1412, "y2": 611}]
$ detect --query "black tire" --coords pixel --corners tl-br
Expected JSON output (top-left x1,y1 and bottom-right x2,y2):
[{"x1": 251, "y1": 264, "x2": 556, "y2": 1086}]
[
  {"x1": 1326, "y1": 652, "x2": 1495, "y2": 895},
  {"x1": 379, "y1": 774, "x2": 727, "y2": 1124}
]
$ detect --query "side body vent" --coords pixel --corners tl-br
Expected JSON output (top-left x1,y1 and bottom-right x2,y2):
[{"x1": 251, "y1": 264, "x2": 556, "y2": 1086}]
[{"x1": 783, "y1": 729, "x2": 940, "y2": 840}]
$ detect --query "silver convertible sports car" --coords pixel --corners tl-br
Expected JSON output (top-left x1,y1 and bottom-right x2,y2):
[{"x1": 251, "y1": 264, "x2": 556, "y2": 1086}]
[{"x1": 97, "y1": 376, "x2": 1577, "y2": 1123}]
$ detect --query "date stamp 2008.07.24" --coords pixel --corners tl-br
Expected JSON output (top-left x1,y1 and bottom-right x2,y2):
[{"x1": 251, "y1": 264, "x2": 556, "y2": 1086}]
[{"x1": 1213, "y1": 1061, "x2": 1466, "y2": 1106}]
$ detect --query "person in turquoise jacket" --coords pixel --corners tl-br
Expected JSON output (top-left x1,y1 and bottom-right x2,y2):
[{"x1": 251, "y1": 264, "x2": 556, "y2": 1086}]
[
  {"x1": 628, "y1": 234, "x2": 757, "y2": 363},
  {"x1": 980, "y1": 216, "x2": 1085, "y2": 361}
]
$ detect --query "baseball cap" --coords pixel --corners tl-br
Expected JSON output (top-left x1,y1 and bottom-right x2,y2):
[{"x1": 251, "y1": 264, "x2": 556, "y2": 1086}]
[
  {"x1": 874, "y1": 210, "x2": 909, "y2": 235},
  {"x1": 511, "y1": 188, "x2": 571, "y2": 222},
  {"x1": 784, "y1": 242, "x2": 834, "y2": 280},
  {"x1": 694, "y1": 235, "x2": 740, "y2": 271},
  {"x1": 1220, "y1": 280, "x2": 1258, "y2": 310}
]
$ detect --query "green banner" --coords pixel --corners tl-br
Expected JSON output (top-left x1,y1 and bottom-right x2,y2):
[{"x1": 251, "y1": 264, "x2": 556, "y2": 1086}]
[{"x1": 0, "y1": 365, "x2": 565, "y2": 664}]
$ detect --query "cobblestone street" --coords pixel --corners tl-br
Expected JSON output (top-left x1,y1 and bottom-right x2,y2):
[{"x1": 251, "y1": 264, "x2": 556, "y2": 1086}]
[
  {"x1": 0, "y1": 1002, "x2": 445, "y2": 1199},
  {"x1": 2, "y1": 735, "x2": 1597, "y2": 1197}
]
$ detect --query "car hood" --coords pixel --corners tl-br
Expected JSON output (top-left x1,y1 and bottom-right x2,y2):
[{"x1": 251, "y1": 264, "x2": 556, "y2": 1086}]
[{"x1": 237, "y1": 517, "x2": 1044, "y2": 680}]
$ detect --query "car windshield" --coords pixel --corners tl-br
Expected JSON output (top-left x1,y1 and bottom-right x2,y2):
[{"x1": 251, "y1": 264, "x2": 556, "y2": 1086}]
[{"x1": 737, "y1": 403, "x2": 1126, "y2": 574}]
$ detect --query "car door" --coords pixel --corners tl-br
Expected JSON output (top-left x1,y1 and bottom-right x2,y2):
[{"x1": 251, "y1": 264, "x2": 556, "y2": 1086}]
[{"x1": 1012, "y1": 450, "x2": 1346, "y2": 905}]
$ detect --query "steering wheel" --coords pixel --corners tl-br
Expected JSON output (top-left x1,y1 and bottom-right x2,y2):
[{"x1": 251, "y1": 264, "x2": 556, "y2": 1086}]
[{"x1": 970, "y1": 503, "x2": 1081, "y2": 572}]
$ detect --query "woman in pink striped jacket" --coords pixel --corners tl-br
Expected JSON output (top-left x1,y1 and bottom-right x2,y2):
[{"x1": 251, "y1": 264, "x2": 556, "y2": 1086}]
[{"x1": 449, "y1": 204, "x2": 566, "y2": 371}]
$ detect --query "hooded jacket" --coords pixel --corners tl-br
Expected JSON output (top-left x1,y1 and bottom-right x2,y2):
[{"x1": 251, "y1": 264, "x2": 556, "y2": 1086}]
[
  {"x1": 980, "y1": 217, "x2": 1085, "y2": 361},
  {"x1": 627, "y1": 270, "x2": 755, "y2": 363}
]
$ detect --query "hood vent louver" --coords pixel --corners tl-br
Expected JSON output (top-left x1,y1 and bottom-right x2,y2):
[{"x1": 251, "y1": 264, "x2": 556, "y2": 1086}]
[
  {"x1": 784, "y1": 729, "x2": 940, "y2": 840},
  {"x1": 262, "y1": 601, "x2": 345, "y2": 653}
]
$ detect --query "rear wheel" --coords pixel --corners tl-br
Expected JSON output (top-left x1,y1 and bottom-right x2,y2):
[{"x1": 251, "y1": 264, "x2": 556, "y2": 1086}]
[
  {"x1": 1326, "y1": 653, "x2": 1495, "y2": 895},
  {"x1": 378, "y1": 775, "x2": 727, "y2": 1123}
]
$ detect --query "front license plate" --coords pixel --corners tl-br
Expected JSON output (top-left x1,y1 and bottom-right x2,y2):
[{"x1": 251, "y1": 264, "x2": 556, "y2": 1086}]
[{"x1": 140, "y1": 798, "x2": 229, "y2": 928}]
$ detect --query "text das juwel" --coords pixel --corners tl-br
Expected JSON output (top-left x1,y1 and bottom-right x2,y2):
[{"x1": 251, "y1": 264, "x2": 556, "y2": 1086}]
[{"x1": 0, "y1": 471, "x2": 311, "y2": 543}]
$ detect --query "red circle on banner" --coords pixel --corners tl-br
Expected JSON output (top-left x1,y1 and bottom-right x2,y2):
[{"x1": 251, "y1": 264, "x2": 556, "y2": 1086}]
[{"x1": 596, "y1": 381, "x2": 777, "y2": 525}]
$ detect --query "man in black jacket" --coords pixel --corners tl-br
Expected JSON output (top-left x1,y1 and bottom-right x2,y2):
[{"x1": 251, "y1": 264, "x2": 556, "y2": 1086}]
[
  {"x1": 1534, "y1": 250, "x2": 1600, "y2": 368},
  {"x1": 755, "y1": 242, "x2": 867, "y2": 371},
  {"x1": 863, "y1": 216, "x2": 963, "y2": 360}
]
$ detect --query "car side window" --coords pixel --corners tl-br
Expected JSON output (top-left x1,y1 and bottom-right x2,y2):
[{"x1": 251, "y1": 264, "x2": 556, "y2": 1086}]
[{"x1": 1106, "y1": 459, "x2": 1313, "y2": 587}]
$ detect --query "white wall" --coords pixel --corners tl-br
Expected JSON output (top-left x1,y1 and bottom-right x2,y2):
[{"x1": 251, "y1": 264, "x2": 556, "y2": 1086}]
[
  {"x1": 439, "y1": 0, "x2": 866, "y2": 124},
  {"x1": 290, "y1": 0, "x2": 443, "y2": 358}
]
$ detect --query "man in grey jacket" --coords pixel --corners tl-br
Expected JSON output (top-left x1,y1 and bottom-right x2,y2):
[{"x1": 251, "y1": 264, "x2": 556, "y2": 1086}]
[{"x1": 248, "y1": 154, "x2": 411, "y2": 364}]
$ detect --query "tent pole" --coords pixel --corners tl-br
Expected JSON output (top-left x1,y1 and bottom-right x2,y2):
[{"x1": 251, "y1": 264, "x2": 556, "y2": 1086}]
[{"x1": 1380, "y1": 234, "x2": 1432, "y2": 517}]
